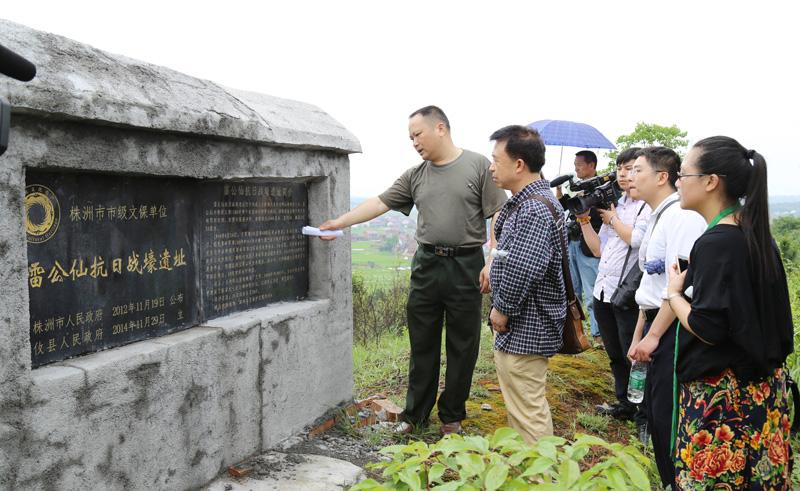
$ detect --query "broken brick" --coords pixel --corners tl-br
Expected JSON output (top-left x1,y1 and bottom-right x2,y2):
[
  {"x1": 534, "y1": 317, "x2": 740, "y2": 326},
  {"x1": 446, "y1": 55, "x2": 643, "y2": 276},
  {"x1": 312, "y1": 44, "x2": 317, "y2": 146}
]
[
  {"x1": 227, "y1": 465, "x2": 253, "y2": 478},
  {"x1": 368, "y1": 398, "x2": 403, "y2": 422}
]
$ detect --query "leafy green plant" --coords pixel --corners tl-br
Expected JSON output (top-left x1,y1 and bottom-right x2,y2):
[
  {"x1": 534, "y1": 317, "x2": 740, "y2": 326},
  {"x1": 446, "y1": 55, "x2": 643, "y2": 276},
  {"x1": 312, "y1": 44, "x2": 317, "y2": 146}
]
[
  {"x1": 621, "y1": 432, "x2": 663, "y2": 489},
  {"x1": 773, "y1": 217, "x2": 800, "y2": 486},
  {"x1": 350, "y1": 427, "x2": 652, "y2": 490}
]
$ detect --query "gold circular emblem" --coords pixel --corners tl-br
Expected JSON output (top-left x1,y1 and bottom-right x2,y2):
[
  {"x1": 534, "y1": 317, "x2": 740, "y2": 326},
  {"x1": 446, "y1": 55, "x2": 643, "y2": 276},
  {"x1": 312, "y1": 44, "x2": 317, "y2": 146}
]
[{"x1": 25, "y1": 184, "x2": 60, "y2": 244}]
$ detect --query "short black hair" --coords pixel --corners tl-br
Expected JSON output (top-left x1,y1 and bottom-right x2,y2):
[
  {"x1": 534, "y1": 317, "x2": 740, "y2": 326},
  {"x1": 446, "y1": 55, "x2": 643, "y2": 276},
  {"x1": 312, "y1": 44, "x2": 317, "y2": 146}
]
[
  {"x1": 490, "y1": 125, "x2": 546, "y2": 173},
  {"x1": 635, "y1": 146, "x2": 680, "y2": 189},
  {"x1": 409, "y1": 105, "x2": 450, "y2": 131},
  {"x1": 616, "y1": 147, "x2": 641, "y2": 166},
  {"x1": 575, "y1": 150, "x2": 597, "y2": 166}
]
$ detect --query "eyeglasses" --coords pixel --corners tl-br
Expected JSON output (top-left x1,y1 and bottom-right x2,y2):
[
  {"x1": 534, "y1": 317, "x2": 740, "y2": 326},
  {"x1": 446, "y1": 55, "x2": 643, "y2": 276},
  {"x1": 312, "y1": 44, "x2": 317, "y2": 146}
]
[{"x1": 676, "y1": 172, "x2": 727, "y2": 179}]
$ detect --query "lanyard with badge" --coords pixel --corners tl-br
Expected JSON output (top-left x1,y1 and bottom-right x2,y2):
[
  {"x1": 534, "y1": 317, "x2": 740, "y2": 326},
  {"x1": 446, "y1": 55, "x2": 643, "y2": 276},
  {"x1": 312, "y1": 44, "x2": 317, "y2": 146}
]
[{"x1": 669, "y1": 203, "x2": 741, "y2": 455}]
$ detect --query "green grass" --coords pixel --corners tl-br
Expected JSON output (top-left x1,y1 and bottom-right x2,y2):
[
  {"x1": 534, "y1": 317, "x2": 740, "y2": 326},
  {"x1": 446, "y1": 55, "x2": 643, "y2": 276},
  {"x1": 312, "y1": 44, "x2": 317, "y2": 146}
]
[
  {"x1": 575, "y1": 411, "x2": 610, "y2": 435},
  {"x1": 350, "y1": 314, "x2": 666, "y2": 483},
  {"x1": 352, "y1": 330, "x2": 411, "y2": 405},
  {"x1": 351, "y1": 320, "x2": 629, "y2": 437},
  {"x1": 351, "y1": 240, "x2": 411, "y2": 286}
]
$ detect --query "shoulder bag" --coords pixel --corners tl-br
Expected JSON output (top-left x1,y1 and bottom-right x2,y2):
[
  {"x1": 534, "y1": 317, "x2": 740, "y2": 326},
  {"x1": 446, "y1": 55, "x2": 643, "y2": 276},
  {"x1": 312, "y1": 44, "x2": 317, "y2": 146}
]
[
  {"x1": 610, "y1": 200, "x2": 675, "y2": 310},
  {"x1": 528, "y1": 195, "x2": 590, "y2": 354}
]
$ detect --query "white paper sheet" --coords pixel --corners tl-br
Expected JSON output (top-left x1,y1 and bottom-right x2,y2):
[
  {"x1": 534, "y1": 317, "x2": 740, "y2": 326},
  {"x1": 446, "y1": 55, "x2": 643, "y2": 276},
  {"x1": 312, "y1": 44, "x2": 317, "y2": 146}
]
[{"x1": 301, "y1": 226, "x2": 344, "y2": 237}]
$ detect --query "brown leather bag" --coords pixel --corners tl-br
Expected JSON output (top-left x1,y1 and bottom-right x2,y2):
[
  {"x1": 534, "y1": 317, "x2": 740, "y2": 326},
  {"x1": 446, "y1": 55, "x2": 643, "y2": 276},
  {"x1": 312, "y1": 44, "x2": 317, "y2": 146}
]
[{"x1": 529, "y1": 195, "x2": 590, "y2": 354}]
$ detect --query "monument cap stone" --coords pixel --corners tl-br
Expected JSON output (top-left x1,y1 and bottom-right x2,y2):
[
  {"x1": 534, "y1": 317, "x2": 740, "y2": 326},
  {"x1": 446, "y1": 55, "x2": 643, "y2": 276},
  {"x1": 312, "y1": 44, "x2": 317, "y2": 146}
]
[{"x1": 0, "y1": 18, "x2": 361, "y2": 154}]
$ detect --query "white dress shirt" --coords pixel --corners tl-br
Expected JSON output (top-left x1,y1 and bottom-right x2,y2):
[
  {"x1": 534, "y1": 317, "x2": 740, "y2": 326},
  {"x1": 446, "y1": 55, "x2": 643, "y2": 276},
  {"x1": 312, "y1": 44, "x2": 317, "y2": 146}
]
[
  {"x1": 593, "y1": 194, "x2": 651, "y2": 302},
  {"x1": 635, "y1": 193, "x2": 706, "y2": 310}
]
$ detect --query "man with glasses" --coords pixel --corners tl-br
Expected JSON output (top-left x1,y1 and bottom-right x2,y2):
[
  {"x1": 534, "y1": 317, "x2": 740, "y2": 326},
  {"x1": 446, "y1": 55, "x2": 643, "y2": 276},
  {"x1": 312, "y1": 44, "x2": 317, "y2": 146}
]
[
  {"x1": 577, "y1": 148, "x2": 651, "y2": 442},
  {"x1": 627, "y1": 147, "x2": 706, "y2": 489},
  {"x1": 487, "y1": 125, "x2": 566, "y2": 444}
]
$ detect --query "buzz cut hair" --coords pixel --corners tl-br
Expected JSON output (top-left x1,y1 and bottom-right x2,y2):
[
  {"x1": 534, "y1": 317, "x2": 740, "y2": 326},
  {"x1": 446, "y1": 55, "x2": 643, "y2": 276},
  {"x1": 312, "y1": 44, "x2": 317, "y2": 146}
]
[
  {"x1": 575, "y1": 150, "x2": 598, "y2": 166},
  {"x1": 409, "y1": 105, "x2": 450, "y2": 131}
]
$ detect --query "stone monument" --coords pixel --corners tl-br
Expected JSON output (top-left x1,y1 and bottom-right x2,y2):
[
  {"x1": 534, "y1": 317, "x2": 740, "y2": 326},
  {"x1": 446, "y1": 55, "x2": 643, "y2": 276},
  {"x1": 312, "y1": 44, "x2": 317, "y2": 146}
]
[{"x1": 0, "y1": 19, "x2": 358, "y2": 490}]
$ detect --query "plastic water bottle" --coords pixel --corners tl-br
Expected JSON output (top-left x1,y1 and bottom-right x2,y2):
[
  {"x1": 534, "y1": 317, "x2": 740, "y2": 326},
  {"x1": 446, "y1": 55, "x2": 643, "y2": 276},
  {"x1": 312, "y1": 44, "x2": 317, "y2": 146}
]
[{"x1": 627, "y1": 362, "x2": 648, "y2": 404}]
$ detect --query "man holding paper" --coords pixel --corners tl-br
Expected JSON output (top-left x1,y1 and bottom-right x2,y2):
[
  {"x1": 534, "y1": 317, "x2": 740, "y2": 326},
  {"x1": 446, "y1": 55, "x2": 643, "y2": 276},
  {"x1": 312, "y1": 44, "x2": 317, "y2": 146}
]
[{"x1": 319, "y1": 106, "x2": 507, "y2": 434}]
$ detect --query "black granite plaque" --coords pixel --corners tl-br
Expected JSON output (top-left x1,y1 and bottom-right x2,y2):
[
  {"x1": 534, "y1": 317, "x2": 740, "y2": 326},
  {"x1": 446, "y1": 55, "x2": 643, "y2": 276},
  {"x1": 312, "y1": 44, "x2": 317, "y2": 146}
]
[
  {"x1": 25, "y1": 171, "x2": 309, "y2": 368},
  {"x1": 199, "y1": 181, "x2": 309, "y2": 317}
]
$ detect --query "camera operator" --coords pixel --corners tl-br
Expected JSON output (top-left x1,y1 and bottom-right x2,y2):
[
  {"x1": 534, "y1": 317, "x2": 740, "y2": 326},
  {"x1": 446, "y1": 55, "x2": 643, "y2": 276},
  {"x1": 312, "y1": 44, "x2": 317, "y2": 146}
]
[
  {"x1": 577, "y1": 148, "x2": 652, "y2": 441},
  {"x1": 555, "y1": 151, "x2": 603, "y2": 344}
]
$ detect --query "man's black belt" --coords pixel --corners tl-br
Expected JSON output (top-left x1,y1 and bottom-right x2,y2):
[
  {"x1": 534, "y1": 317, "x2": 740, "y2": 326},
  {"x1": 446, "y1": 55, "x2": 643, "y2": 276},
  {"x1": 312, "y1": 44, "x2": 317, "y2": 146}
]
[
  {"x1": 421, "y1": 244, "x2": 482, "y2": 257},
  {"x1": 643, "y1": 308, "x2": 659, "y2": 323}
]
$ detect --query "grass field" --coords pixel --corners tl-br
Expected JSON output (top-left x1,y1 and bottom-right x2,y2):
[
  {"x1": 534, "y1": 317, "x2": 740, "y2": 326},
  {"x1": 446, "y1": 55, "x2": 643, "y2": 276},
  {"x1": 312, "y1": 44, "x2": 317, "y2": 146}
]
[
  {"x1": 353, "y1": 327, "x2": 630, "y2": 441},
  {"x1": 351, "y1": 325, "x2": 664, "y2": 485},
  {"x1": 351, "y1": 240, "x2": 411, "y2": 285}
]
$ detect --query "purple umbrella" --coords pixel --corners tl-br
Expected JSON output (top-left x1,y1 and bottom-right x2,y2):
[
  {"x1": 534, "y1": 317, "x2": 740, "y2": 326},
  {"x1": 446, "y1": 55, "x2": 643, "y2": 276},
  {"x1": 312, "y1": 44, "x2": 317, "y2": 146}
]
[{"x1": 528, "y1": 119, "x2": 616, "y2": 174}]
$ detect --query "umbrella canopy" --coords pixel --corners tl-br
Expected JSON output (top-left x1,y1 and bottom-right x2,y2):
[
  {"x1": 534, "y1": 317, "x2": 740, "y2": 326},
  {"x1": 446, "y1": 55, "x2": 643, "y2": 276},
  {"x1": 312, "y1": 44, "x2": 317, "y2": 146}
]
[{"x1": 528, "y1": 120, "x2": 616, "y2": 150}]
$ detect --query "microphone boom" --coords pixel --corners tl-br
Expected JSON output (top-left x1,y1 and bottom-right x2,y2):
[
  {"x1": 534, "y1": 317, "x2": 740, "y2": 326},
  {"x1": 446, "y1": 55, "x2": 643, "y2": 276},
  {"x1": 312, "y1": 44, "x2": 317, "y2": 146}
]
[{"x1": 0, "y1": 44, "x2": 37, "y2": 82}]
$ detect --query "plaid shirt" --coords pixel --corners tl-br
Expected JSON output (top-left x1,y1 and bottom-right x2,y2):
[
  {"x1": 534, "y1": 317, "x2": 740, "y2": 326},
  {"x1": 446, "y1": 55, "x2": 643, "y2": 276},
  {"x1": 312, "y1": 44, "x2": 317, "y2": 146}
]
[{"x1": 490, "y1": 179, "x2": 567, "y2": 356}]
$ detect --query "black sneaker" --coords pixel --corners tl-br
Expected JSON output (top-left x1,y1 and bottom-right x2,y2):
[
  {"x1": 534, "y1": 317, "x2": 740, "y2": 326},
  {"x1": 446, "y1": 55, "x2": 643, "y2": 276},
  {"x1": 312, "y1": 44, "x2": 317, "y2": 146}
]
[{"x1": 595, "y1": 402, "x2": 635, "y2": 421}]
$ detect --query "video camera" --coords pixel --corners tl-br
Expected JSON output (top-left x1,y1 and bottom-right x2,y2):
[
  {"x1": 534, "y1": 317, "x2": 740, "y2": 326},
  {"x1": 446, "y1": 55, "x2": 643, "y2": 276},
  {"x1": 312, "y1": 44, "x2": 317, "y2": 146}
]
[
  {"x1": 550, "y1": 171, "x2": 622, "y2": 215},
  {"x1": 1, "y1": 42, "x2": 37, "y2": 156}
]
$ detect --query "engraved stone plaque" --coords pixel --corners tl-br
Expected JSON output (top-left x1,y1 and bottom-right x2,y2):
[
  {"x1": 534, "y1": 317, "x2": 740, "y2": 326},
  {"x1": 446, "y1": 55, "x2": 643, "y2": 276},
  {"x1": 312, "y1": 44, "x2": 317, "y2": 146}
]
[
  {"x1": 25, "y1": 170, "x2": 308, "y2": 367},
  {"x1": 198, "y1": 181, "x2": 309, "y2": 318}
]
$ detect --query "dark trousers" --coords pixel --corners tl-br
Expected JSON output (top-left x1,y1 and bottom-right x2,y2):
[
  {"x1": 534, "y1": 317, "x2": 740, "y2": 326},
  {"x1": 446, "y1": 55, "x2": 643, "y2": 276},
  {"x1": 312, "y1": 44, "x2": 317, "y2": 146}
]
[
  {"x1": 403, "y1": 247, "x2": 484, "y2": 425},
  {"x1": 593, "y1": 297, "x2": 647, "y2": 426},
  {"x1": 645, "y1": 319, "x2": 677, "y2": 489}
]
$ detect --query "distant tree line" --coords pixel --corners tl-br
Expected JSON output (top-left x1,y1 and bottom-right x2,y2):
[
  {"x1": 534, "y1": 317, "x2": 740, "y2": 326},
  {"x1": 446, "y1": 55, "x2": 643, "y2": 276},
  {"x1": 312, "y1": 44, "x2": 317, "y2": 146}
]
[{"x1": 774, "y1": 216, "x2": 800, "y2": 265}]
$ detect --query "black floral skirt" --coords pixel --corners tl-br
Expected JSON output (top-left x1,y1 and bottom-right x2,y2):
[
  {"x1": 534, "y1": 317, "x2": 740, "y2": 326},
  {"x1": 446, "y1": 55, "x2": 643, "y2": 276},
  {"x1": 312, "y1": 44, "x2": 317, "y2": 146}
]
[{"x1": 674, "y1": 367, "x2": 791, "y2": 490}]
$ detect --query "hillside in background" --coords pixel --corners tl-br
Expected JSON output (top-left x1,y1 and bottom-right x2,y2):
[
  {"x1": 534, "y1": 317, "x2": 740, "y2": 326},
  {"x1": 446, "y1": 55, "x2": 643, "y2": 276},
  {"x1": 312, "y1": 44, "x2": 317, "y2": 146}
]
[
  {"x1": 346, "y1": 195, "x2": 800, "y2": 287},
  {"x1": 771, "y1": 195, "x2": 800, "y2": 217},
  {"x1": 351, "y1": 195, "x2": 800, "y2": 226}
]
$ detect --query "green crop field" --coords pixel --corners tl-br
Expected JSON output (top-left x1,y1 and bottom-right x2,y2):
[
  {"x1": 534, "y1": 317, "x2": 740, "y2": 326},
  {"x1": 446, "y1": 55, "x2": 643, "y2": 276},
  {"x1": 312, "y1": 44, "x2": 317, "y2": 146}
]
[{"x1": 351, "y1": 240, "x2": 411, "y2": 285}]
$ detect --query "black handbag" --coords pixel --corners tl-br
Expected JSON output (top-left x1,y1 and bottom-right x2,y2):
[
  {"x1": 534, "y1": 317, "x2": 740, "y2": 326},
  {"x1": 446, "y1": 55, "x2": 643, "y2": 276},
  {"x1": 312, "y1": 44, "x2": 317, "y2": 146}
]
[{"x1": 610, "y1": 258, "x2": 642, "y2": 310}]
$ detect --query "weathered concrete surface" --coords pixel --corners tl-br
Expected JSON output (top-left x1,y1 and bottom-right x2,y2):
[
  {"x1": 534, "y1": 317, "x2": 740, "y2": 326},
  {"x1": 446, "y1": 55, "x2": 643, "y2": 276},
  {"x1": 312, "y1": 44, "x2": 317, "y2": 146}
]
[
  {"x1": 0, "y1": 19, "x2": 356, "y2": 491},
  {"x1": 13, "y1": 302, "x2": 342, "y2": 490},
  {"x1": 0, "y1": 19, "x2": 360, "y2": 154},
  {"x1": 203, "y1": 452, "x2": 365, "y2": 491},
  {"x1": 258, "y1": 303, "x2": 352, "y2": 448}
]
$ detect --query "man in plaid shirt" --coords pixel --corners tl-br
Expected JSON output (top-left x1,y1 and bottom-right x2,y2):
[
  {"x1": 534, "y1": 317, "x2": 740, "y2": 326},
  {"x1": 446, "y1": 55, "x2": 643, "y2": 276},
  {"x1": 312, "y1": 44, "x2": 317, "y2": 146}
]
[{"x1": 488, "y1": 125, "x2": 567, "y2": 443}]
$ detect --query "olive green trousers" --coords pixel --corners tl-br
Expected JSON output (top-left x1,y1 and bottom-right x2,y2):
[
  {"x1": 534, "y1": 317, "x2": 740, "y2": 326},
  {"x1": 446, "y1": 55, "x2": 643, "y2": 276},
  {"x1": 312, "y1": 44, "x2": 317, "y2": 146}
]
[{"x1": 403, "y1": 247, "x2": 484, "y2": 425}]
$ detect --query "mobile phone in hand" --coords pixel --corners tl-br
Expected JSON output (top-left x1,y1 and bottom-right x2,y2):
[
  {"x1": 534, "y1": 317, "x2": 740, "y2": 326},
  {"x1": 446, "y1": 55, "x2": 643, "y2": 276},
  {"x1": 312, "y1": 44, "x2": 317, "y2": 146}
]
[{"x1": 677, "y1": 255, "x2": 689, "y2": 273}]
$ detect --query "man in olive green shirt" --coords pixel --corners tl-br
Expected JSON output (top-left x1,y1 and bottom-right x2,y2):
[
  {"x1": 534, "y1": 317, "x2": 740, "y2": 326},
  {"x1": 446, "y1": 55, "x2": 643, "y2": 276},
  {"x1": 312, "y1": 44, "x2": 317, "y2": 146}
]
[{"x1": 320, "y1": 106, "x2": 507, "y2": 434}]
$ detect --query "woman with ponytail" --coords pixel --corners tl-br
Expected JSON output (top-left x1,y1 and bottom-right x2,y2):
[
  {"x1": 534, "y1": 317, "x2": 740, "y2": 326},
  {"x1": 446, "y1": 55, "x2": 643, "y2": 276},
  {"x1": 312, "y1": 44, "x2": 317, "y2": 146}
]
[{"x1": 666, "y1": 136, "x2": 794, "y2": 489}]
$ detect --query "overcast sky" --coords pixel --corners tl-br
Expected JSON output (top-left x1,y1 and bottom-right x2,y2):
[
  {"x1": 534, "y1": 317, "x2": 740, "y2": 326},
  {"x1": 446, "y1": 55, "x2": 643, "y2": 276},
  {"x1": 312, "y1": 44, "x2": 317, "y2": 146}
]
[{"x1": 4, "y1": 1, "x2": 798, "y2": 196}]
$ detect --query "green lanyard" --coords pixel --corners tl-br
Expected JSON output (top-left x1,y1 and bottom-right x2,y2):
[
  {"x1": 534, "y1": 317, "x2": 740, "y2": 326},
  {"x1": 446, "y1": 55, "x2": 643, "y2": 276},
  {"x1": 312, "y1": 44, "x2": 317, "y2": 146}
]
[
  {"x1": 669, "y1": 203, "x2": 740, "y2": 455},
  {"x1": 705, "y1": 204, "x2": 740, "y2": 230}
]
